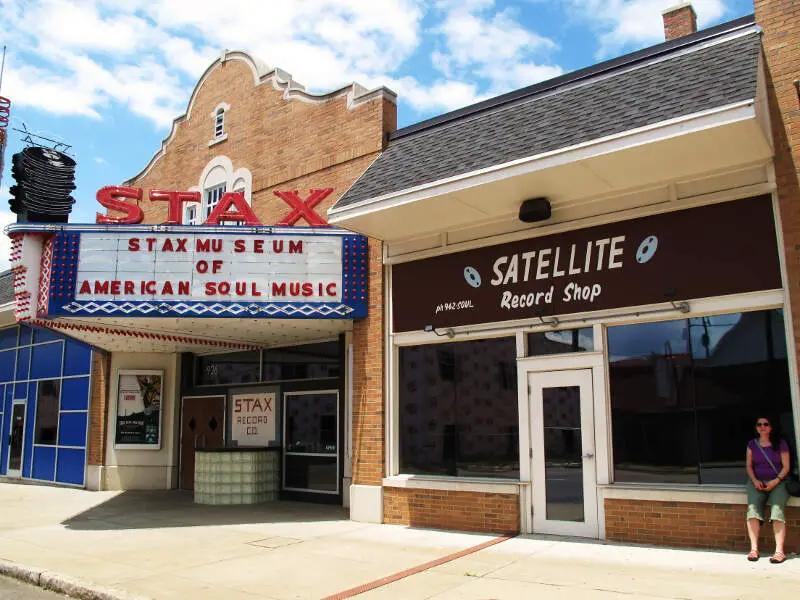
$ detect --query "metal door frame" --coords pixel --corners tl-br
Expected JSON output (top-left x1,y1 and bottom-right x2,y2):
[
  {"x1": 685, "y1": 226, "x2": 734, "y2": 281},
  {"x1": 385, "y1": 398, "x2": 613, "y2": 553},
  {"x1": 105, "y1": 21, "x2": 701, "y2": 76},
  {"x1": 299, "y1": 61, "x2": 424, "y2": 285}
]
[
  {"x1": 7, "y1": 400, "x2": 27, "y2": 478},
  {"x1": 528, "y1": 368, "x2": 598, "y2": 537},
  {"x1": 282, "y1": 389, "x2": 340, "y2": 495}
]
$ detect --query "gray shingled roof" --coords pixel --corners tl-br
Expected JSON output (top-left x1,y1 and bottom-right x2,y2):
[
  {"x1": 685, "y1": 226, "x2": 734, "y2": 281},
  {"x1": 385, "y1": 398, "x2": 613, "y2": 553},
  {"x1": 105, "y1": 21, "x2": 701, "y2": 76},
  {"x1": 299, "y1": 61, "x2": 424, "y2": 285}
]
[
  {"x1": 334, "y1": 23, "x2": 759, "y2": 210},
  {"x1": 0, "y1": 269, "x2": 13, "y2": 305}
]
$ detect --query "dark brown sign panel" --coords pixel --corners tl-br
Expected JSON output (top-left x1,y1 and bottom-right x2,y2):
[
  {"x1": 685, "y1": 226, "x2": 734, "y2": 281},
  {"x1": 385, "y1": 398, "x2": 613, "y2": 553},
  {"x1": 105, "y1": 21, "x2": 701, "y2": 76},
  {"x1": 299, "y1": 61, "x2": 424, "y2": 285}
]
[{"x1": 392, "y1": 195, "x2": 781, "y2": 332}]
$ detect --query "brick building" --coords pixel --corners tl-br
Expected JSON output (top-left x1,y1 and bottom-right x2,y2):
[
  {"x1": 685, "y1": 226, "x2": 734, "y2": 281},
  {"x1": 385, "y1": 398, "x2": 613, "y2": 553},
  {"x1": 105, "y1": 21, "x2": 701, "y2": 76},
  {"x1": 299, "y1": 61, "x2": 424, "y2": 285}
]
[
  {"x1": 4, "y1": 0, "x2": 800, "y2": 553},
  {"x1": 2, "y1": 51, "x2": 393, "y2": 505},
  {"x1": 329, "y1": 2, "x2": 800, "y2": 551}
]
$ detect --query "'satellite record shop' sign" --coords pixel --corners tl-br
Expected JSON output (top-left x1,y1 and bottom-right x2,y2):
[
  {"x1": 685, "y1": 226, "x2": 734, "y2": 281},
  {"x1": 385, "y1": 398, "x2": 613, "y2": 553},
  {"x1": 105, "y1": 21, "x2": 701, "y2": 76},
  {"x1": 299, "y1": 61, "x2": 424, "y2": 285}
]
[
  {"x1": 392, "y1": 195, "x2": 781, "y2": 332},
  {"x1": 43, "y1": 227, "x2": 368, "y2": 319}
]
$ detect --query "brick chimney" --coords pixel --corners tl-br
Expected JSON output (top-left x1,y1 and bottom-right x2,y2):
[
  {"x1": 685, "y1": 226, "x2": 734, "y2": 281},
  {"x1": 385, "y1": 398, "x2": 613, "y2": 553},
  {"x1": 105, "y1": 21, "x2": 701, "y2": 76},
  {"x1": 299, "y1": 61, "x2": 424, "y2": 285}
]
[{"x1": 662, "y1": 3, "x2": 697, "y2": 41}]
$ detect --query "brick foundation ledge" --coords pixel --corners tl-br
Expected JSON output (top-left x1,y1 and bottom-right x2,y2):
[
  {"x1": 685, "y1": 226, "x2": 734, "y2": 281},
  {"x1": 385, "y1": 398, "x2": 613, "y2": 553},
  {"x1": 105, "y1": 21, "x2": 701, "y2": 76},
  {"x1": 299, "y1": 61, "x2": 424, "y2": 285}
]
[
  {"x1": 605, "y1": 498, "x2": 800, "y2": 553},
  {"x1": 383, "y1": 487, "x2": 519, "y2": 534}
]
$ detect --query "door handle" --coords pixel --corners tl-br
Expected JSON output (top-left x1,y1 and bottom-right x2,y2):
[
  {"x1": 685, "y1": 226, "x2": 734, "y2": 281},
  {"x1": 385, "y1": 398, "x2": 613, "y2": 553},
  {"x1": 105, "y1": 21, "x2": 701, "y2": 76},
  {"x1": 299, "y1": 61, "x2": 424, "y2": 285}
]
[{"x1": 583, "y1": 452, "x2": 594, "y2": 459}]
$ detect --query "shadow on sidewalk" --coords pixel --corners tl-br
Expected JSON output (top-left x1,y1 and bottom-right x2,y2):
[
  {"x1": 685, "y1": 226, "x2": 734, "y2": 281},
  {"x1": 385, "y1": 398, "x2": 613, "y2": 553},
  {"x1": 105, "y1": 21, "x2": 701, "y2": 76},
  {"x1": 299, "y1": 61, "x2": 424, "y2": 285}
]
[{"x1": 62, "y1": 490, "x2": 348, "y2": 531}]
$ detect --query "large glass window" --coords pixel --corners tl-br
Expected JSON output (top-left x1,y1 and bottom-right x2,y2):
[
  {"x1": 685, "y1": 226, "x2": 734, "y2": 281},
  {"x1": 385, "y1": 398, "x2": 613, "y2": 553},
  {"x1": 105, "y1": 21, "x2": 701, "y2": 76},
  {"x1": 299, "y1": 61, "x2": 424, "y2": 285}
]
[
  {"x1": 398, "y1": 337, "x2": 519, "y2": 478},
  {"x1": 263, "y1": 341, "x2": 340, "y2": 381},
  {"x1": 608, "y1": 309, "x2": 795, "y2": 485},
  {"x1": 35, "y1": 379, "x2": 60, "y2": 445},
  {"x1": 528, "y1": 327, "x2": 594, "y2": 356},
  {"x1": 196, "y1": 350, "x2": 260, "y2": 386}
]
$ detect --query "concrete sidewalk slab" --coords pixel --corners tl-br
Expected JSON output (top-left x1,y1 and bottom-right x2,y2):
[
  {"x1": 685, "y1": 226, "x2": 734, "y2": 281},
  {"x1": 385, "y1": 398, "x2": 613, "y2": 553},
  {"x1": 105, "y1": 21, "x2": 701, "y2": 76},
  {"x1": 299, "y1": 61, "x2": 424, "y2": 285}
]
[{"x1": 1, "y1": 483, "x2": 799, "y2": 599}]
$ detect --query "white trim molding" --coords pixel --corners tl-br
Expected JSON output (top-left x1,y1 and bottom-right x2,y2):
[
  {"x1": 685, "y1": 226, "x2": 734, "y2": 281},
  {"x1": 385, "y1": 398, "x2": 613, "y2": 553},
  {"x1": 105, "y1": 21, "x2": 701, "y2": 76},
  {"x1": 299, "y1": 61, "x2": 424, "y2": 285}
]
[
  {"x1": 329, "y1": 101, "x2": 760, "y2": 224},
  {"x1": 383, "y1": 475, "x2": 522, "y2": 495}
]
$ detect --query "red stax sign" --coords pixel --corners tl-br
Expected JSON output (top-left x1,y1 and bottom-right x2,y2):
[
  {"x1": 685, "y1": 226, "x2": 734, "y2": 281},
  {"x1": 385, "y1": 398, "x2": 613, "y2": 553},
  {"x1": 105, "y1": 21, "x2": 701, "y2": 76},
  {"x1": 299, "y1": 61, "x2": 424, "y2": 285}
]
[{"x1": 95, "y1": 186, "x2": 333, "y2": 226}]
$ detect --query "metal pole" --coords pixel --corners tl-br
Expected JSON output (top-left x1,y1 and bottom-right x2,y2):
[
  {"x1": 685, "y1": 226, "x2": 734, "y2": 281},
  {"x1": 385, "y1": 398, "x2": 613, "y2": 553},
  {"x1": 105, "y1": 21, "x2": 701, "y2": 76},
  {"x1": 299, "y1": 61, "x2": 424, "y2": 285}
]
[{"x1": 0, "y1": 46, "x2": 7, "y2": 94}]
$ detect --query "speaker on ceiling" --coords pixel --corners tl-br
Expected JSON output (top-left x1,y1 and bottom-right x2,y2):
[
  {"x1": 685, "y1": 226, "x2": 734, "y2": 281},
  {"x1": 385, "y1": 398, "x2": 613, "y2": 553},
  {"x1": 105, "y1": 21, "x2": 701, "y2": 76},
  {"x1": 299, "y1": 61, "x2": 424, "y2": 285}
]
[{"x1": 518, "y1": 197, "x2": 551, "y2": 223}]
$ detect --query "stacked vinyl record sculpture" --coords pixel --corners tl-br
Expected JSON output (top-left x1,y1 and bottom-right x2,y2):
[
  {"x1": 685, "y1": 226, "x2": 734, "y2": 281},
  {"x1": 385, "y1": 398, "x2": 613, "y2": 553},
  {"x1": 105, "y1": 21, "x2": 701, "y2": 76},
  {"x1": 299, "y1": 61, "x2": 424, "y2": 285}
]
[{"x1": 9, "y1": 146, "x2": 76, "y2": 223}]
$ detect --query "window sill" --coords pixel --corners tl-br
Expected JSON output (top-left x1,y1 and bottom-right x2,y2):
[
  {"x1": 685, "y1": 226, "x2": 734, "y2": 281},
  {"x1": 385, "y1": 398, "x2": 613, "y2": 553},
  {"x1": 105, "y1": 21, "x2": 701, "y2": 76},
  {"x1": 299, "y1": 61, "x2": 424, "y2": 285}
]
[
  {"x1": 383, "y1": 474, "x2": 524, "y2": 495},
  {"x1": 208, "y1": 134, "x2": 228, "y2": 147},
  {"x1": 598, "y1": 482, "x2": 800, "y2": 506}
]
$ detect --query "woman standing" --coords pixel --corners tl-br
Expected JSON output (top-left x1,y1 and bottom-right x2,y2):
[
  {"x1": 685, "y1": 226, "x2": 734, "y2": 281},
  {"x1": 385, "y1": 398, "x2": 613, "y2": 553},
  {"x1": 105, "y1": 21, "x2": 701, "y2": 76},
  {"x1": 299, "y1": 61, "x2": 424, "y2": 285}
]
[{"x1": 746, "y1": 416, "x2": 791, "y2": 563}]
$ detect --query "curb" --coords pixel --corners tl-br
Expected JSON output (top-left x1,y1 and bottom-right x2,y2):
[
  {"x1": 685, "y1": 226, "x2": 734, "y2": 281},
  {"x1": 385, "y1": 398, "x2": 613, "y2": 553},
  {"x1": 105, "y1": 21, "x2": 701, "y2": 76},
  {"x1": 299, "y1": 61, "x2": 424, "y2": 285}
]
[{"x1": 0, "y1": 559, "x2": 152, "y2": 600}]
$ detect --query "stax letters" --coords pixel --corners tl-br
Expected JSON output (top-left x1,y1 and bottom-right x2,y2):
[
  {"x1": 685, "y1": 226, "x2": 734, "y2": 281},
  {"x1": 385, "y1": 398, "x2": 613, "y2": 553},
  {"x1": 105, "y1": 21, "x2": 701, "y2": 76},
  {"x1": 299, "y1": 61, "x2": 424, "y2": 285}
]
[{"x1": 96, "y1": 186, "x2": 333, "y2": 227}]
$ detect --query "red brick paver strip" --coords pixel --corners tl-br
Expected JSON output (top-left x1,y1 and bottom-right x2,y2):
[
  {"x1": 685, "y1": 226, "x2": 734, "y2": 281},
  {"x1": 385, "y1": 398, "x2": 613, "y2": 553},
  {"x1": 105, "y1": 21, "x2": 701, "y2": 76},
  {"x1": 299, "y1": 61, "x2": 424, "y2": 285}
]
[{"x1": 320, "y1": 535, "x2": 512, "y2": 600}]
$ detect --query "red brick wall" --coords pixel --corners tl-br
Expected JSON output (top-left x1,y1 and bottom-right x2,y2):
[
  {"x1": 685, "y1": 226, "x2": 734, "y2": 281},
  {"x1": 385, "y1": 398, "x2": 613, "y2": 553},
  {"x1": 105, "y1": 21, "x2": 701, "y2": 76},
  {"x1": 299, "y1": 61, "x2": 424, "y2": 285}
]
[
  {"x1": 87, "y1": 350, "x2": 109, "y2": 466},
  {"x1": 351, "y1": 240, "x2": 384, "y2": 486},
  {"x1": 384, "y1": 488, "x2": 520, "y2": 534},
  {"x1": 605, "y1": 499, "x2": 800, "y2": 552},
  {"x1": 662, "y1": 5, "x2": 697, "y2": 41}
]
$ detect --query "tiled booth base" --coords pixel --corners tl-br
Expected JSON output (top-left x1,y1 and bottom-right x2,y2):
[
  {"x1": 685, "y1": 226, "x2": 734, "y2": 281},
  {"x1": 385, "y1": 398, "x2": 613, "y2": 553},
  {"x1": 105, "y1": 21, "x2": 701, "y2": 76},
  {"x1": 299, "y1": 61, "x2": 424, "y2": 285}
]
[
  {"x1": 605, "y1": 498, "x2": 800, "y2": 553},
  {"x1": 194, "y1": 448, "x2": 280, "y2": 505}
]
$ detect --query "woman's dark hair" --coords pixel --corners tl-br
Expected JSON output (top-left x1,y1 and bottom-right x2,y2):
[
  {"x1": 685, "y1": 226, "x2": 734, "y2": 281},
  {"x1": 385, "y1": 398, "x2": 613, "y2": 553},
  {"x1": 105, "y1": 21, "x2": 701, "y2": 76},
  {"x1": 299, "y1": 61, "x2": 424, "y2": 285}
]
[{"x1": 755, "y1": 414, "x2": 781, "y2": 448}]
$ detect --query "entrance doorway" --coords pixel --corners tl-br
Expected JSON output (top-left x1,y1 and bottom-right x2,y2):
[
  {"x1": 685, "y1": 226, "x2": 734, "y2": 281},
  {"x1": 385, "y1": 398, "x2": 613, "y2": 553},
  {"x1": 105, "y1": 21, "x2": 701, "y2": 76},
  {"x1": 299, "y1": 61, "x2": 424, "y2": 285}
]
[
  {"x1": 180, "y1": 395, "x2": 225, "y2": 490},
  {"x1": 528, "y1": 369, "x2": 598, "y2": 537},
  {"x1": 7, "y1": 402, "x2": 26, "y2": 478}
]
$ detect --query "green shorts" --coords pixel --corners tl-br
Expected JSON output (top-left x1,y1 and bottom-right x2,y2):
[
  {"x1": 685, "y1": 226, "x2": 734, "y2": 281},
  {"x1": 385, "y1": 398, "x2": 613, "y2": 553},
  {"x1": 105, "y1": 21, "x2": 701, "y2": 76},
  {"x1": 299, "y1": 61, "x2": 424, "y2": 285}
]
[{"x1": 746, "y1": 480, "x2": 789, "y2": 523}]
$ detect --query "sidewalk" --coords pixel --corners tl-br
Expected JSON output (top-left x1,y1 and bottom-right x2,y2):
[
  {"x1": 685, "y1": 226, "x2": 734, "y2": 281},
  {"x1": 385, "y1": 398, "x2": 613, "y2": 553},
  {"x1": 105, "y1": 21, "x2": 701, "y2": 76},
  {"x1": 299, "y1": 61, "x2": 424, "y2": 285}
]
[{"x1": 0, "y1": 483, "x2": 798, "y2": 600}]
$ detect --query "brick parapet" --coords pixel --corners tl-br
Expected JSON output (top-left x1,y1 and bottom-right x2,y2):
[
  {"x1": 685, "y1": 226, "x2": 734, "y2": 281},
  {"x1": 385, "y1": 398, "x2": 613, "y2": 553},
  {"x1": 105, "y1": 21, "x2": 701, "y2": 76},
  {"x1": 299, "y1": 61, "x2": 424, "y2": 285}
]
[
  {"x1": 605, "y1": 498, "x2": 800, "y2": 552},
  {"x1": 384, "y1": 488, "x2": 520, "y2": 534}
]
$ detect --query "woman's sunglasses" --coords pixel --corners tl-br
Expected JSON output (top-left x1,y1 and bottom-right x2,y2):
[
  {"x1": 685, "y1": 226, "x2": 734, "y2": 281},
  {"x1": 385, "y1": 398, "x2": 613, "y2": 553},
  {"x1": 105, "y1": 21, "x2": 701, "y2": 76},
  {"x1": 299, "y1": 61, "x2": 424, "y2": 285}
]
[{"x1": 756, "y1": 421, "x2": 771, "y2": 427}]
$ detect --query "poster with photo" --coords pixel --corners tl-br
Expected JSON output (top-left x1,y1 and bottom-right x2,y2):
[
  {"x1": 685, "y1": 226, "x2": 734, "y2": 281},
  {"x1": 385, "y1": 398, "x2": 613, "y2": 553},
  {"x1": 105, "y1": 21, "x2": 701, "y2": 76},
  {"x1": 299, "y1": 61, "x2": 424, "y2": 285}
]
[{"x1": 114, "y1": 370, "x2": 163, "y2": 448}]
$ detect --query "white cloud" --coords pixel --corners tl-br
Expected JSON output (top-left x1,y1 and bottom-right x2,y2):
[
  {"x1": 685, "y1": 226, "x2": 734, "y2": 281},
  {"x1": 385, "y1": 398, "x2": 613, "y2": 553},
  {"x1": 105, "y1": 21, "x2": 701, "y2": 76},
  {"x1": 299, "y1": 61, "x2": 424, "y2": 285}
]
[
  {"x1": 0, "y1": 0, "x2": 566, "y2": 123},
  {"x1": 432, "y1": 2, "x2": 563, "y2": 96},
  {"x1": 566, "y1": 0, "x2": 728, "y2": 56}
]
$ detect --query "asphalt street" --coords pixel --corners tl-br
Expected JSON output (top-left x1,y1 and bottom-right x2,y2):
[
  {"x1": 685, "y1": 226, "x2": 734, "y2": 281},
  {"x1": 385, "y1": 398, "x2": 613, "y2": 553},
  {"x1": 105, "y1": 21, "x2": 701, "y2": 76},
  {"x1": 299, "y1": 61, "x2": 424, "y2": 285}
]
[{"x1": 0, "y1": 576, "x2": 66, "y2": 599}]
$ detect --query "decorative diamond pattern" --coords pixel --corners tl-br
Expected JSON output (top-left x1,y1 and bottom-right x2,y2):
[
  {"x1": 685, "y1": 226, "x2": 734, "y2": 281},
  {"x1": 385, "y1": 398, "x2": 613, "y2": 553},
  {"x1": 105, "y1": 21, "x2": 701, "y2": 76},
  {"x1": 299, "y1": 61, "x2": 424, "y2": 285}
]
[{"x1": 59, "y1": 300, "x2": 355, "y2": 317}]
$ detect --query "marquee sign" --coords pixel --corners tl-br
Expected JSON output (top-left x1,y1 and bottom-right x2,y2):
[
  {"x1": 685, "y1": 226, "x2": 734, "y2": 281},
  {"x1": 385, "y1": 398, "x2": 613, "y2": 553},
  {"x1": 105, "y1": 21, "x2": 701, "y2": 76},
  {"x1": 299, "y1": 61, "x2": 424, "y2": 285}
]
[
  {"x1": 37, "y1": 225, "x2": 368, "y2": 319},
  {"x1": 393, "y1": 195, "x2": 782, "y2": 332}
]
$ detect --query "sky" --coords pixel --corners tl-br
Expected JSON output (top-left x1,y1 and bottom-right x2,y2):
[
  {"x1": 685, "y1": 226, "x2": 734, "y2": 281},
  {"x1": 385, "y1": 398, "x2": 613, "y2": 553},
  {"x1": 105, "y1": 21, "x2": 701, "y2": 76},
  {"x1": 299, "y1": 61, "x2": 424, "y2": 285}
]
[{"x1": 0, "y1": 0, "x2": 756, "y2": 271}]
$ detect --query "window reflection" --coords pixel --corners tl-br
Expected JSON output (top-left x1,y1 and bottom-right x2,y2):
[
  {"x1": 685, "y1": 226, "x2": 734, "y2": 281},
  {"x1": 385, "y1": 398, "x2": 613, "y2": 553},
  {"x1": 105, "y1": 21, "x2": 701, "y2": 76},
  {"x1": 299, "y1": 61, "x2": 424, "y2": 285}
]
[
  {"x1": 399, "y1": 337, "x2": 519, "y2": 479},
  {"x1": 609, "y1": 309, "x2": 795, "y2": 485},
  {"x1": 528, "y1": 328, "x2": 594, "y2": 356}
]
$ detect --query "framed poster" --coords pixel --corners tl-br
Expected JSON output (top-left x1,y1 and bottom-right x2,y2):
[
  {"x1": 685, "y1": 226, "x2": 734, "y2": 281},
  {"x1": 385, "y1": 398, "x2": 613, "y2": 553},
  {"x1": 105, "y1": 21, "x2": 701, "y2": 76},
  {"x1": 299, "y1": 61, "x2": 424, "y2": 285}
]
[{"x1": 114, "y1": 370, "x2": 163, "y2": 449}]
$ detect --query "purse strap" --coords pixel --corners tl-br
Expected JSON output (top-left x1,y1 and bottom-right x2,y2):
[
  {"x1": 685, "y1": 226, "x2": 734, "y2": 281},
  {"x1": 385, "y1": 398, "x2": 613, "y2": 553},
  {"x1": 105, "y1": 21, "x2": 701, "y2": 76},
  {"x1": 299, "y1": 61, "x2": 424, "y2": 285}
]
[{"x1": 754, "y1": 439, "x2": 782, "y2": 479}]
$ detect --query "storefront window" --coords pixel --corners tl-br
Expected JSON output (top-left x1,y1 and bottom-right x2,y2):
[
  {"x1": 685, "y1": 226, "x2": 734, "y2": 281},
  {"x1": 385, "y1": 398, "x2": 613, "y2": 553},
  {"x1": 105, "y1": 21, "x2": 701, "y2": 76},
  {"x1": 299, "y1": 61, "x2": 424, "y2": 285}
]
[
  {"x1": 196, "y1": 350, "x2": 260, "y2": 386},
  {"x1": 262, "y1": 341, "x2": 340, "y2": 381},
  {"x1": 398, "y1": 337, "x2": 519, "y2": 478},
  {"x1": 608, "y1": 309, "x2": 795, "y2": 485},
  {"x1": 528, "y1": 328, "x2": 594, "y2": 356},
  {"x1": 35, "y1": 380, "x2": 60, "y2": 445}
]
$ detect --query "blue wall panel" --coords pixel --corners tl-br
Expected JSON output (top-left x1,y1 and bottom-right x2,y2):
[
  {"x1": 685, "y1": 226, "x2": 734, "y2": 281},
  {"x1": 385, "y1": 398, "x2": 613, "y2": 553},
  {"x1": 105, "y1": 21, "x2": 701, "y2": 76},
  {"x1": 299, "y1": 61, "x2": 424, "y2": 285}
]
[
  {"x1": 58, "y1": 413, "x2": 88, "y2": 447},
  {"x1": 63, "y1": 342, "x2": 91, "y2": 377},
  {"x1": 15, "y1": 348, "x2": 30, "y2": 381},
  {"x1": 0, "y1": 325, "x2": 90, "y2": 487},
  {"x1": 55, "y1": 449, "x2": 85, "y2": 485},
  {"x1": 0, "y1": 327, "x2": 17, "y2": 350},
  {"x1": 31, "y1": 446, "x2": 56, "y2": 481},
  {"x1": 0, "y1": 385, "x2": 6, "y2": 475},
  {"x1": 18, "y1": 327, "x2": 32, "y2": 346},
  {"x1": 61, "y1": 377, "x2": 90, "y2": 411},
  {"x1": 33, "y1": 328, "x2": 61, "y2": 344},
  {"x1": 30, "y1": 343, "x2": 63, "y2": 380},
  {"x1": 0, "y1": 349, "x2": 14, "y2": 383}
]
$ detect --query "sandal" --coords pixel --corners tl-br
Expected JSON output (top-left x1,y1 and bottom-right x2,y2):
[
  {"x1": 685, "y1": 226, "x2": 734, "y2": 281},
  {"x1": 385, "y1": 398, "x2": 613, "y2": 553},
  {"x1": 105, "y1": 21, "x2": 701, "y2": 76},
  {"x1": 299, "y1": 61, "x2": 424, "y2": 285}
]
[
  {"x1": 770, "y1": 551, "x2": 786, "y2": 564},
  {"x1": 747, "y1": 550, "x2": 759, "y2": 562}
]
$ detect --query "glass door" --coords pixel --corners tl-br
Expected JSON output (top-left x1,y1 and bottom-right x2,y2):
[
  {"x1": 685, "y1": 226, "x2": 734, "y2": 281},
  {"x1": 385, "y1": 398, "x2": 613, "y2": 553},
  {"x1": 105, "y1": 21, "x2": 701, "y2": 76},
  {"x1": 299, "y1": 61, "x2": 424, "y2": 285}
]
[
  {"x1": 283, "y1": 391, "x2": 339, "y2": 495},
  {"x1": 7, "y1": 402, "x2": 26, "y2": 478},
  {"x1": 528, "y1": 369, "x2": 598, "y2": 537}
]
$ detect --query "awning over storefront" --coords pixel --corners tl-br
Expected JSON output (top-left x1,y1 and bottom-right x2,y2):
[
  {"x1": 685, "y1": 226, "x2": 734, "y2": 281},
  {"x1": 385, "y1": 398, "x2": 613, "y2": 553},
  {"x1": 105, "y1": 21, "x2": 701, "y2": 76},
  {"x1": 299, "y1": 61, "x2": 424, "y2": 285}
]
[
  {"x1": 5, "y1": 223, "x2": 367, "y2": 353},
  {"x1": 328, "y1": 17, "x2": 772, "y2": 244}
]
